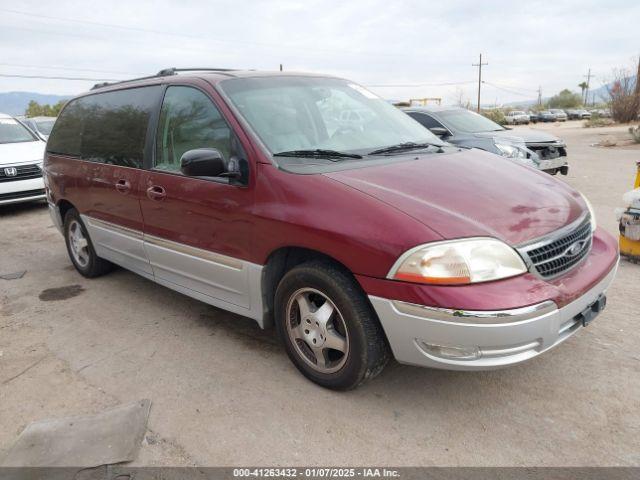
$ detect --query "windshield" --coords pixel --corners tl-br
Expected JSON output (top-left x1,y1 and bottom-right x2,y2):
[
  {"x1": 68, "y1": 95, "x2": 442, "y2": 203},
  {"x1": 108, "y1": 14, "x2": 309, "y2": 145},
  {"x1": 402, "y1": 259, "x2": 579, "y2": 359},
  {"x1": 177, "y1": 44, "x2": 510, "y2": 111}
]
[
  {"x1": 35, "y1": 119, "x2": 56, "y2": 135},
  {"x1": 0, "y1": 118, "x2": 37, "y2": 144},
  {"x1": 437, "y1": 109, "x2": 505, "y2": 133},
  {"x1": 218, "y1": 76, "x2": 444, "y2": 157}
]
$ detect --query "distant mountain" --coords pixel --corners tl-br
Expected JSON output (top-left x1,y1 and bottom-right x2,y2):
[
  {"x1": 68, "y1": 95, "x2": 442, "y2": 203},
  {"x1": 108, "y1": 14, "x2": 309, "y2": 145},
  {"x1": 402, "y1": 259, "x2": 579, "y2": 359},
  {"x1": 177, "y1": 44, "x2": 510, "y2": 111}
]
[{"x1": 0, "y1": 92, "x2": 71, "y2": 116}]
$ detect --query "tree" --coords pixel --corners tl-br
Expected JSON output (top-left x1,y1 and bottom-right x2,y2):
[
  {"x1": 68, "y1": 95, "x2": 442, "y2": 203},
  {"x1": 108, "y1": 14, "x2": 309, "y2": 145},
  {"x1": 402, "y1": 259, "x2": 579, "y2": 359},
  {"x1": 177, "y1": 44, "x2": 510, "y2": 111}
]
[
  {"x1": 548, "y1": 89, "x2": 583, "y2": 109},
  {"x1": 578, "y1": 81, "x2": 589, "y2": 103},
  {"x1": 607, "y1": 59, "x2": 640, "y2": 123},
  {"x1": 25, "y1": 100, "x2": 66, "y2": 117}
]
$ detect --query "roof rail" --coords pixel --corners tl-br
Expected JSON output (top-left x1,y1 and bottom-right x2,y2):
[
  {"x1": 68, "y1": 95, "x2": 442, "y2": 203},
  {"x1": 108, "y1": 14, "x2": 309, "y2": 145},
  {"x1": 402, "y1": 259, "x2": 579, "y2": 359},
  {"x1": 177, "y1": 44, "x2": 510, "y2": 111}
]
[
  {"x1": 90, "y1": 67, "x2": 238, "y2": 90},
  {"x1": 156, "y1": 67, "x2": 237, "y2": 76},
  {"x1": 90, "y1": 72, "x2": 163, "y2": 91}
]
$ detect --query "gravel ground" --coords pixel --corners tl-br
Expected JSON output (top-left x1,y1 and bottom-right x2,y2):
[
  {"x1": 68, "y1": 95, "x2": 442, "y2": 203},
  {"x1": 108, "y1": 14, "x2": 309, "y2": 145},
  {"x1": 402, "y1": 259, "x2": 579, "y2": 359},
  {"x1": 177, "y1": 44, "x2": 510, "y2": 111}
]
[{"x1": 1, "y1": 122, "x2": 639, "y2": 467}]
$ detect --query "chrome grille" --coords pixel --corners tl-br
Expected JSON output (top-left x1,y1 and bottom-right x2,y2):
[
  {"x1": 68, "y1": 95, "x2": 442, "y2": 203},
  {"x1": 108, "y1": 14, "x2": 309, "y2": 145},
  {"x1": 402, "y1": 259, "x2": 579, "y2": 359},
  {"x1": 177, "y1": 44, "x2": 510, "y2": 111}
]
[
  {"x1": 0, "y1": 164, "x2": 42, "y2": 182},
  {"x1": 519, "y1": 216, "x2": 592, "y2": 279}
]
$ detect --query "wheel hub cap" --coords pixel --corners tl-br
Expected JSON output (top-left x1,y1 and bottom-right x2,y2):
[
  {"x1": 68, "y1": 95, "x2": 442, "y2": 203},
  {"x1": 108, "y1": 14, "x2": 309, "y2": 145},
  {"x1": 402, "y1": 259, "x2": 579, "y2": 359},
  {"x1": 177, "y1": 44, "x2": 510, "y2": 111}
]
[{"x1": 286, "y1": 288, "x2": 349, "y2": 374}]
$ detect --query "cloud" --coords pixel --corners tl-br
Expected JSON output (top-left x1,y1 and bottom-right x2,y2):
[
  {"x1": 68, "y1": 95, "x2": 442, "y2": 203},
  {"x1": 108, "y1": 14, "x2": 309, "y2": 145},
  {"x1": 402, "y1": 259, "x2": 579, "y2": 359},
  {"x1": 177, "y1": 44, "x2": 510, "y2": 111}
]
[{"x1": 0, "y1": 0, "x2": 638, "y2": 105}]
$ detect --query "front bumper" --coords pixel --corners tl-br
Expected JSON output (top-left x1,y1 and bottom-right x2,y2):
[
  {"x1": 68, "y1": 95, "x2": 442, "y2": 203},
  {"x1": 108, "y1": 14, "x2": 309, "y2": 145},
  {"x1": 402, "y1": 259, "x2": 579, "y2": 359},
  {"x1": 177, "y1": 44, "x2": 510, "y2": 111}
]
[
  {"x1": 0, "y1": 177, "x2": 45, "y2": 205},
  {"x1": 369, "y1": 261, "x2": 618, "y2": 370},
  {"x1": 538, "y1": 157, "x2": 568, "y2": 175}
]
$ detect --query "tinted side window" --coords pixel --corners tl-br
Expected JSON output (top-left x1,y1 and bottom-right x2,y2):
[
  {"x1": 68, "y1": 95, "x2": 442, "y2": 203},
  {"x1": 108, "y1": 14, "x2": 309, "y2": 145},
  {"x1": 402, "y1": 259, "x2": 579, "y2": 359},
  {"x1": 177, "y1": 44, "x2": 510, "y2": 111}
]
[
  {"x1": 407, "y1": 112, "x2": 446, "y2": 130},
  {"x1": 47, "y1": 100, "x2": 82, "y2": 156},
  {"x1": 155, "y1": 86, "x2": 232, "y2": 172},
  {"x1": 81, "y1": 87, "x2": 160, "y2": 168},
  {"x1": 47, "y1": 86, "x2": 161, "y2": 168}
]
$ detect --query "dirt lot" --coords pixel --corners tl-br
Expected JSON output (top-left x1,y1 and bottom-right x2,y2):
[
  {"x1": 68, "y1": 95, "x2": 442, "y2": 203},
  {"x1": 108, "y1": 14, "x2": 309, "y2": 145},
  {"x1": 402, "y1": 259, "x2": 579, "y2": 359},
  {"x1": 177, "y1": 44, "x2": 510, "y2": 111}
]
[{"x1": 1, "y1": 122, "x2": 639, "y2": 467}]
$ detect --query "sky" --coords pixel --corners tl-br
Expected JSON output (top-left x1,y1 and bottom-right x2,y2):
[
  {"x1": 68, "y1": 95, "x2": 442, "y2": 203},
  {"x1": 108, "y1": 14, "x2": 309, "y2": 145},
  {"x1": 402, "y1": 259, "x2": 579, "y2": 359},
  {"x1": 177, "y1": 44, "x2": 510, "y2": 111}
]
[{"x1": 0, "y1": 0, "x2": 639, "y2": 105}]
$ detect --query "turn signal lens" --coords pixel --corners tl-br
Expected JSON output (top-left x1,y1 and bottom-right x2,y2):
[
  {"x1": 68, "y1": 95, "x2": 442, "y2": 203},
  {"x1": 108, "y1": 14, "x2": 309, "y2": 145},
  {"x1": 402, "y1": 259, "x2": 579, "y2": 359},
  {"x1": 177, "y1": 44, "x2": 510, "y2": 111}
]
[{"x1": 389, "y1": 238, "x2": 527, "y2": 285}]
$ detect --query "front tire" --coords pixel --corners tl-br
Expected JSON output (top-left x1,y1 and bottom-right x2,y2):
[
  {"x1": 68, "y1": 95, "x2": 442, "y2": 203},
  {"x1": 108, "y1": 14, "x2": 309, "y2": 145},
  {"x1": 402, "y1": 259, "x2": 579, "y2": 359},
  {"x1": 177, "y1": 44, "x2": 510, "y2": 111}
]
[
  {"x1": 275, "y1": 261, "x2": 390, "y2": 390},
  {"x1": 63, "y1": 208, "x2": 113, "y2": 278}
]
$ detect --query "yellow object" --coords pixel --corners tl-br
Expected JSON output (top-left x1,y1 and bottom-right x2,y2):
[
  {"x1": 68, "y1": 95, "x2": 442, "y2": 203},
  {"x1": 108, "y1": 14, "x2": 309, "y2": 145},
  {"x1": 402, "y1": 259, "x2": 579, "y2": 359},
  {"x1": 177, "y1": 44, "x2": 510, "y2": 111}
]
[
  {"x1": 619, "y1": 160, "x2": 640, "y2": 261},
  {"x1": 620, "y1": 235, "x2": 640, "y2": 259}
]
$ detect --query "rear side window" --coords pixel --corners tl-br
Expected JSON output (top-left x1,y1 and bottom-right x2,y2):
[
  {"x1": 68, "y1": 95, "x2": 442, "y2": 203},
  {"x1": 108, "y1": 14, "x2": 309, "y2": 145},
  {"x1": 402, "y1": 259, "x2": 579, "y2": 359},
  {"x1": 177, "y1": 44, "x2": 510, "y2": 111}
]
[{"x1": 48, "y1": 86, "x2": 161, "y2": 168}]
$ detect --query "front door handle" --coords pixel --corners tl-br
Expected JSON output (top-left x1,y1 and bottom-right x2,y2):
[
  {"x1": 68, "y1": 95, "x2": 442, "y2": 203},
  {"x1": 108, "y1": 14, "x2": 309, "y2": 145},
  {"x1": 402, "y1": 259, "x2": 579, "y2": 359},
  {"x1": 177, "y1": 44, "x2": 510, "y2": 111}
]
[
  {"x1": 146, "y1": 185, "x2": 166, "y2": 201},
  {"x1": 115, "y1": 179, "x2": 131, "y2": 193}
]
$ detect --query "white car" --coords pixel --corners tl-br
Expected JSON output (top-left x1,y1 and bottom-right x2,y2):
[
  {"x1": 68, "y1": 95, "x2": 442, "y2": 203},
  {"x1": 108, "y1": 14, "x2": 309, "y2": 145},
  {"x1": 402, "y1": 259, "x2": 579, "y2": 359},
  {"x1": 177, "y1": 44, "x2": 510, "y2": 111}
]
[
  {"x1": 504, "y1": 110, "x2": 530, "y2": 125},
  {"x1": 21, "y1": 116, "x2": 57, "y2": 141},
  {"x1": 549, "y1": 109, "x2": 568, "y2": 121},
  {"x1": 0, "y1": 113, "x2": 47, "y2": 205}
]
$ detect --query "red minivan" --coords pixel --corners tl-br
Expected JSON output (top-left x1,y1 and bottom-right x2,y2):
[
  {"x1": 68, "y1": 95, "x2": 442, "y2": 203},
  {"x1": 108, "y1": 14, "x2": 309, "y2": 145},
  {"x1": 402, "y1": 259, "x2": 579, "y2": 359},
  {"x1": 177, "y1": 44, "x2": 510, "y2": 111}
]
[{"x1": 44, "y1": 69, "x2": 619, "y2": 389}]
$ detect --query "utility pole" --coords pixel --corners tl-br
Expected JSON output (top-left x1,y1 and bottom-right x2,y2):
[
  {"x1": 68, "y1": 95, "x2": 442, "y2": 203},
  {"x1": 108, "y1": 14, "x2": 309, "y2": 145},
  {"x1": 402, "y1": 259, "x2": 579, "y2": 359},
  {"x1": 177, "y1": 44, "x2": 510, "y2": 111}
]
[
  {"x1": 635, "y1": 55, "x2": 640, "y2": 97},
  {"x1": 537, "y1": 86, "x2": 542, "y2": 107},
  {"x1": 472, "y1": 53, "x2": 488, "y2": 112},
  {"x1": 584, "y1": 68, "x2": 593, "y2": 106}
]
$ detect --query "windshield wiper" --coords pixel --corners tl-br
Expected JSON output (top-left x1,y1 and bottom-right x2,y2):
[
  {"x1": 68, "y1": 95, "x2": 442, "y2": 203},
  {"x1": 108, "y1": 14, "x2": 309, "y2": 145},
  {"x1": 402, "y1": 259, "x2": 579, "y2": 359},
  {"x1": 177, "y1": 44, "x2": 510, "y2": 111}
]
[
  {"x1": 273, "y1": 149, "x2": 363, "y2": 160},
  {"x1": 368, "y1": 142, "x2": 444, "y2": 155}
]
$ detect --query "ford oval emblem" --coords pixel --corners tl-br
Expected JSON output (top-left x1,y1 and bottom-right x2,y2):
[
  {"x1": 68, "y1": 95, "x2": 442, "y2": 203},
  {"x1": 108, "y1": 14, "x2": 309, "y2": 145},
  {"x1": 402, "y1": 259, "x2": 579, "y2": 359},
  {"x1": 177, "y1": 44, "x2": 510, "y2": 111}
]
[{"x1": 564, "y1": 240, "x2": 587, "y2": 258}]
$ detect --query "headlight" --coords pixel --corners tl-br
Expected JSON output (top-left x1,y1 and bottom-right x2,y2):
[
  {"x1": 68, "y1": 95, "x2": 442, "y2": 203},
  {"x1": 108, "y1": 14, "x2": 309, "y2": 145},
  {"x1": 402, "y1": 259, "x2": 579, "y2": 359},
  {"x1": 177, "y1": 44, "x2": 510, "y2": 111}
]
[
  {"x1": 580, "y1": 192, "x2": 597, "y2": 232},
  {"x1": 389, "y1": 238, "x2": 527, "y2": 285},
  {"x1": 495, "y1": 142, "x2": 527, "y2": 159}
]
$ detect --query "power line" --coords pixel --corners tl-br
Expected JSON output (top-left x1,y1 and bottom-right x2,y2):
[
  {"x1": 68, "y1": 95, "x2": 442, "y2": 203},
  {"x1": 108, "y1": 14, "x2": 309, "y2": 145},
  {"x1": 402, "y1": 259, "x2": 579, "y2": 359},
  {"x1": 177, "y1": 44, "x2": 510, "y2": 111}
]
[
  {"x1": 483, "y1": 81, "x2": 539, "y2": 94},
  {"x1": 0, "y1": 8, "x2": 427, "y2": 60},
  {"x1": 365, "y1": 80, "x2": 475, "y2": 88},
  {"x1": 0, "y1": 73, "x2": 118, "y2": 81},
  {"x1": 482, "y1": 81, "x2": 534, "y2": 98},
  {"x1": 0, "y1": 7, "x2": 197, "y2": 38},
  {"x1": 0, "y1": 63, "x2": 139, "y2": 76}
]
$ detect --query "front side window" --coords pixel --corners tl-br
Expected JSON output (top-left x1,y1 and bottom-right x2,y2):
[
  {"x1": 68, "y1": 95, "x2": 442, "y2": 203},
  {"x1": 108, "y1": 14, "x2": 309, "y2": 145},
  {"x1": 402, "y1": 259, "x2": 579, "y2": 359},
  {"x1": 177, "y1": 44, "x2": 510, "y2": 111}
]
[
  {"x1": 155, "y1": 86, "x2": 232, "y2": 172},
  {"x1": 35, "y1": 119, "x2": 56, "y2": 135},
  {"x1": 0, "y1": 118, "x2": 37, "y2": 144},
  {"x1": 218, "y1": 76, "x2": 443, "y2": 157}
]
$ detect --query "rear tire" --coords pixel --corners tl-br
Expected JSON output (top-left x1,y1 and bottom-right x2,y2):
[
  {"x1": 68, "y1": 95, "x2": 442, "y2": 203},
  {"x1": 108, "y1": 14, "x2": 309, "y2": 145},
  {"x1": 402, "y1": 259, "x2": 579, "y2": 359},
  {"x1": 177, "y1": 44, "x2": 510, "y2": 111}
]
[
  {"x1": 63, "y1": 208, "x2": 113, "y2": 278},
  {"x1": 275, "y1": 261, "x2": 390, "y2": 390}
]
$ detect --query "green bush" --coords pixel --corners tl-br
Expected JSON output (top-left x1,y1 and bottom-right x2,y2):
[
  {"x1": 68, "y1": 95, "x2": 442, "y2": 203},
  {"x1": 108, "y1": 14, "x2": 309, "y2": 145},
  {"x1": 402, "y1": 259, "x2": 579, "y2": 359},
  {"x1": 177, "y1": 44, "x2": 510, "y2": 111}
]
[
  {"x1": 584, "y1": 114, "x2": 615, "y2": 128},
  {"x1": 481, "y1": 109, "x2": 506, "y2": 125}
]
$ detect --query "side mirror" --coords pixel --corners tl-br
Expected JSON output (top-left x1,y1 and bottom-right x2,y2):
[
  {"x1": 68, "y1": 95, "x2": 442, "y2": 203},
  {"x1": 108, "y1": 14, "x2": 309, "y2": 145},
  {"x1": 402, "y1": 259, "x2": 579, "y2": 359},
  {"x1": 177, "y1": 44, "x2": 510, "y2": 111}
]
[
  {"x1": 180, "y1": 148, "x2": 226, "y2": 177},
  {"x1": 429, "y1": 127, "x2": 449, "y2": 137}
]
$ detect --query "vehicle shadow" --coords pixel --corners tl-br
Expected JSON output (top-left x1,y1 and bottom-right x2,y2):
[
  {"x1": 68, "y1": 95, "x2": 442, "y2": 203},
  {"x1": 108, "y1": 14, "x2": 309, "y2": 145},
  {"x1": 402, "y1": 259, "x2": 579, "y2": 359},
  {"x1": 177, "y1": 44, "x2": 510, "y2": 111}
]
[
  {"x1": 0, "y1": 200, "x2": 47, "y2": 218},
  {"x1": 187, "y1": 290, "x2": 510, "y2": 398}
]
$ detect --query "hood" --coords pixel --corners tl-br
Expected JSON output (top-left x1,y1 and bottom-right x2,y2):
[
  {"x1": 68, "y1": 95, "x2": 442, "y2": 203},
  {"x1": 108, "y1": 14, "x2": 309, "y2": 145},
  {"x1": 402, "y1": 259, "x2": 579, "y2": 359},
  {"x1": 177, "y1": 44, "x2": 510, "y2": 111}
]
[
  {"x1": 0, "y1": 140, "x2": 46, "y2": 166},
  {"x1": 325, "y1": 149, "x2": 585, "y2": 246},
  {"x1": 474, "y1": 128, "x2": 562, "y2": 144}
]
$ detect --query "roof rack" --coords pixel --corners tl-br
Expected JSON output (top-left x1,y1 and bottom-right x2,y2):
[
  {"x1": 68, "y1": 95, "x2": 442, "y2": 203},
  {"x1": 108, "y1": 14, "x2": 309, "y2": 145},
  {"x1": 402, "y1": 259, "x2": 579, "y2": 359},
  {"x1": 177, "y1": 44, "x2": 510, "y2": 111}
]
[
  {"x1": 156, "y1": 67, "x2": 237, "y2": 76},
  {"x1": 91, "y1": 67, "x2": 237, "y2": 91}
]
